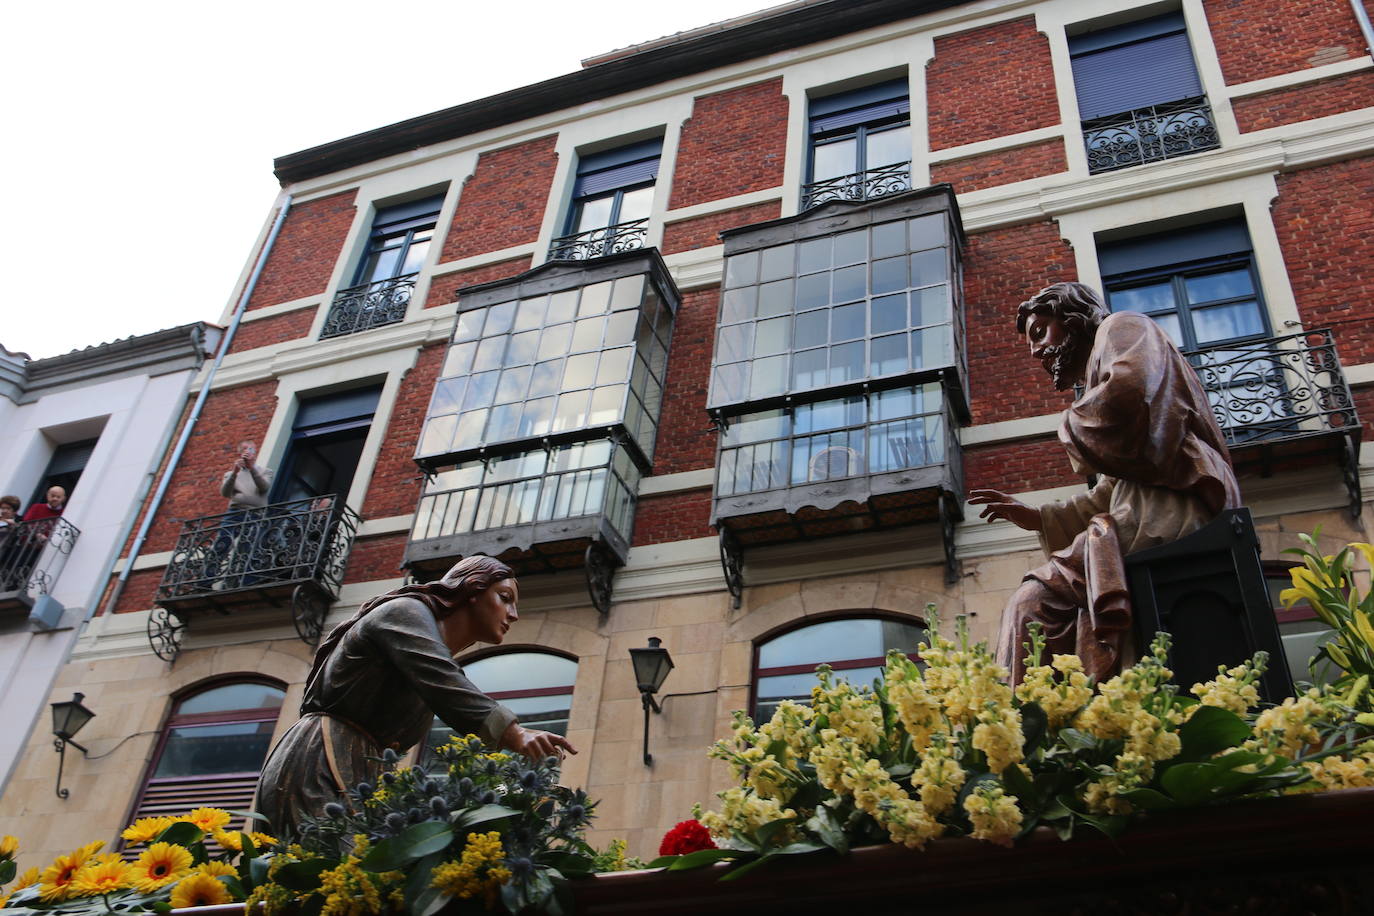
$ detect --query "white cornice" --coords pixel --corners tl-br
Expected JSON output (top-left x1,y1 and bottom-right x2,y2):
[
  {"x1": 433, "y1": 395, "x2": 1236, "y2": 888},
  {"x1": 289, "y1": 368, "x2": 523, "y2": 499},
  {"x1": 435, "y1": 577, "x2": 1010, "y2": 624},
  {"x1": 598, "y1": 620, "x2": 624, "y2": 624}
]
[
  {"x1": 238, "y1": 296, "x2": 321, "y2": 322},
  {"x1": 928, "y1": 125, "x2": 1066, "y2": 164},
  {"x1": 1226, "y1": 56, "x2": 1373, "y2": 100},
  {"x1": 663, "y1": 188, "x2": 784, "y2": 223}
]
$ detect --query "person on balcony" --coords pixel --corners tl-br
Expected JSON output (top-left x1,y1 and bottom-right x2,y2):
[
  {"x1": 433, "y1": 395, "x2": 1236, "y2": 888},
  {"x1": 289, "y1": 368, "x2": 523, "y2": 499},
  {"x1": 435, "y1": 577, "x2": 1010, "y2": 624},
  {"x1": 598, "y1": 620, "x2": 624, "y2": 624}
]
[
  {"x1": 0, "y1": 495, "x2": 19, "y2": 591},
  {"x1": 22, "y1": 485, "x2": 65, "y2": 521},
  {"x1": 213, "y1": 441, "x2": 274, "y2": 587},
  {"x1": 220, "y1": 440, "x2": 274, "y2": 509},
  {"x1": 968, "y1": 282, "x2": 1240, "y2": 685},
  {"x1": 256, "y1": 555, "x2": 576, "y2": 839}
]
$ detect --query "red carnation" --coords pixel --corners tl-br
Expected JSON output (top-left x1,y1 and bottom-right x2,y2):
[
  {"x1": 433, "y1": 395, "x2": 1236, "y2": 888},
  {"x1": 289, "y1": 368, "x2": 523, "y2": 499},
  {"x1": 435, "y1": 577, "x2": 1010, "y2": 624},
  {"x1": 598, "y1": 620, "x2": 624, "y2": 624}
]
[{"x1": 659, "y1": 819, "x2": 717, "y2": 857}]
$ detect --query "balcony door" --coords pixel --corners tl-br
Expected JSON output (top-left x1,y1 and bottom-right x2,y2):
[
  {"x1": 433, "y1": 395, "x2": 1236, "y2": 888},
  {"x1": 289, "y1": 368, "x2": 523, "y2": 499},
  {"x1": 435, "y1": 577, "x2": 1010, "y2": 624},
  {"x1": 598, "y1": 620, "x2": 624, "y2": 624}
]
[{"x1": 272, "y1": 386, "x2": 382, "y2": 506}]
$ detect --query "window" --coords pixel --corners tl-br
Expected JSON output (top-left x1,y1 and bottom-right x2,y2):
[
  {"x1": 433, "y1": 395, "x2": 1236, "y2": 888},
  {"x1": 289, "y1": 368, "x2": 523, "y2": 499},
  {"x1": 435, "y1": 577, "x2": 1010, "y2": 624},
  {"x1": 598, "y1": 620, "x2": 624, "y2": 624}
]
[
  {"x1": 321, "y1": 195, "x2": 444, "y2": 338},
  {"x1": 272, "y1": 386, "x2": 382, "y2": 505},
  {"x1": 123, "y1": 680, "x2": 285, "y2": 852},
  {"x1": 1101, "y1": 218, "x2": 1267, "y2": 352},
  {"x1": 550, "y1": 140, "x2": 661, "y2": 260},
  {"x1": 28, "y1": 438, "x2": 98, "y2": 510},
  {"x1": 424, "y1": 650, "x2": 577, "y2": 759},
  {"x1": 1069, "y1": 12, "x2": 1219, "y2": 173},
  {"x1": 803, "y1": 78, "x2": 910, "y2": 210},
  {"x1": 753, "y1": 616, "x2": 926, "y2": 722}
]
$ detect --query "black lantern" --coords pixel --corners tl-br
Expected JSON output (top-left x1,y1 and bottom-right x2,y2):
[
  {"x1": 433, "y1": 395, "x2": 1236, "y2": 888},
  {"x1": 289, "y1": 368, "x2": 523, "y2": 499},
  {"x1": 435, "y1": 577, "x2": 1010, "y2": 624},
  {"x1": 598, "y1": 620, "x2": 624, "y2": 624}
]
[
  {"x1": 629, "y1": 637, "x2": 674, "y2": 766},
  {"x1": 51, "y1": 691, "x2": 94, "y2": 799}
]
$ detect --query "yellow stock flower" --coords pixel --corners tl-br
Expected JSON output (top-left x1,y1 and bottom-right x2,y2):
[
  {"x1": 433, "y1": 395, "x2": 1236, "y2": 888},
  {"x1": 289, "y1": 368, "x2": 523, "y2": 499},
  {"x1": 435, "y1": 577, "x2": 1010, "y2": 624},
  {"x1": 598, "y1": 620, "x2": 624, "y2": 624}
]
[
  {"x1": 963, "y1": 784, "x2": 1022, "y2": 847},
  {"x1": 130, "y1": 842, "x2": 193, "y2": 892},
  {"x1": 121, "y1": 816, "x2": 173, "y2": 846},
  {"x1": 169, "y1": 873, "x2": 233, "y2": 908}
]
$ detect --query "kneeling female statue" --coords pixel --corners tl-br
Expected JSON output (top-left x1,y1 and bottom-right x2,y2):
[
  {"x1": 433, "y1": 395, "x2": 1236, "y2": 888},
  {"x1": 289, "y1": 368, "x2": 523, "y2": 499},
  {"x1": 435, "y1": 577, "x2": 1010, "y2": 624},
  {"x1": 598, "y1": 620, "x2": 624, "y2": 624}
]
[{"x1": 256, "y1": 556, "x2": 576, "y2": 838}]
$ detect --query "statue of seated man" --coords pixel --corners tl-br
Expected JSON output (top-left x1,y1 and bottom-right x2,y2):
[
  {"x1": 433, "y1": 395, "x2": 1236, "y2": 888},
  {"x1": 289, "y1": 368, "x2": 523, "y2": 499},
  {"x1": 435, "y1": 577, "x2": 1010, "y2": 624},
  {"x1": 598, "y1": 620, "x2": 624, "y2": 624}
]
[{"x1": 969, "y1": 282, "x2": 1241, "y2": 683}]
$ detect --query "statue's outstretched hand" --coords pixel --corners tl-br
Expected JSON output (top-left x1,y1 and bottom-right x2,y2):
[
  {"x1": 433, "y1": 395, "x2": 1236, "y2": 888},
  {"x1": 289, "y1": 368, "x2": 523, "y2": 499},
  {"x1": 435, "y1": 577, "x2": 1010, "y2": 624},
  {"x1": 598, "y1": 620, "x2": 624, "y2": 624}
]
[
  {"x1": 967, "y1": 488, "x2": 1043, "y2": 531},
  {"x1": 501, "y1": 722, "x2": 578, "y2": 762}
]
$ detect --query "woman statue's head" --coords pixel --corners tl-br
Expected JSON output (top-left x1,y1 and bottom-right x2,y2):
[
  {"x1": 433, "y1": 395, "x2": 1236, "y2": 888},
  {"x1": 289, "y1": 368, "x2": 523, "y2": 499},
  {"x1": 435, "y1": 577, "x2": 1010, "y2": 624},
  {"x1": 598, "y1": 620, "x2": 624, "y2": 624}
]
[{"x1": 431, "y1": 555, "x2": 519, "y2": 652}]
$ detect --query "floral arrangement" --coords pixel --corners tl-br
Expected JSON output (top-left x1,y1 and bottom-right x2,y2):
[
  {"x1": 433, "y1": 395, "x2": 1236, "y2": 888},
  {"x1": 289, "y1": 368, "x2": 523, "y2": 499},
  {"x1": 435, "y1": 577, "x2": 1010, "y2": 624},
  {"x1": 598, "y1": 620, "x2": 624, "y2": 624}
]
[
  {"x1": 1279, "y1": 534, "x2": 1374, "y2": 698},
  {"x1": 0, "y1": 807, "x2": 276, "y2": 915},
  {"x1": 655, "y1": 610, "x2": 1374, "y2": 879}
]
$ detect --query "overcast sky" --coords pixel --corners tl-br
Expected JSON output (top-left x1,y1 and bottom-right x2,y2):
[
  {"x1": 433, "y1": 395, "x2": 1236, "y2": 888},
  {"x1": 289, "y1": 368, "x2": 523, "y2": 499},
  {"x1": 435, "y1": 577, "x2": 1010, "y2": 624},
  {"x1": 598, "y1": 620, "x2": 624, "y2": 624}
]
[{"x1": 2, "y1": 0, "x2": 776, "y2": 359}]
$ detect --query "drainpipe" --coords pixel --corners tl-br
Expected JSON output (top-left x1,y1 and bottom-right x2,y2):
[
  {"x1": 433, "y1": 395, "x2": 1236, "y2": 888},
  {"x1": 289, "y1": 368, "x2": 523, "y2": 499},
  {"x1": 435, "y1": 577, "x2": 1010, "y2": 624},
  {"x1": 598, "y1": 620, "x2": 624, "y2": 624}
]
[
  {"x1": 1354, "y1": 0, "x2": 1374, "y2": 59},
  {"x1": 100, "y1": 194, "x2": 293, "y2": 617}
]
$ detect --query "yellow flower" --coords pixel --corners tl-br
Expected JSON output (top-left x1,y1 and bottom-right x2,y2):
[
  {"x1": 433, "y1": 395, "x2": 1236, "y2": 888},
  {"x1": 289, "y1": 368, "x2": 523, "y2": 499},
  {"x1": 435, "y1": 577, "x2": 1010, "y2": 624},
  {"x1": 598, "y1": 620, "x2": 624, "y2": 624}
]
[
  {"x1": 170, "y1": 872, "x2": 233, "y2": 908},
  {"x1": 130, "y1": 842, "x2": 193, "y2": 892},
  {"x1": 13, "y1": 865, "x2": 41, "y2": 891},
  {"x1": 180, "y1": 807, "x2": 233, "y2": 833},
  {"x1": 212, "y1": 828, "x2": 276, "y2": 852},
  {"x1": 0, "y1": 834, "x2": 17, "y2": 858},
  {"x1": 963, "y1": 784, "x2": 1023, "y2": 847},
  {"x1": 38, "y1": 841, "x2": 103, "y2": 902},
  {"x1": 121, "y1": 816, "x2": 174, "y2": 846},
  {"x1": 1350, "y1": 542, "x2": 1374, "y2": 571},
  {"x1": 430, "y1": 831, "x2": 511, "y2": 909},
  {"x1": 71, "y1": 856, "x2": 134, "y2": 897}
]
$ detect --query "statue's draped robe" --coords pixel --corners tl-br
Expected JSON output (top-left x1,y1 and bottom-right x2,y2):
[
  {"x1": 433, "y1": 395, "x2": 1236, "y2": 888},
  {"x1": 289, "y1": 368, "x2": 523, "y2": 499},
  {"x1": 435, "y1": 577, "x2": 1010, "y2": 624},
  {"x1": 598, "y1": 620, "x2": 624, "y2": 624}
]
[
  {"x1": 996, "y1": 311, "x2": 1241, "y2": 682},
  {"x1": 257, "y1": 597, "x2": 516, "y2": 837}
]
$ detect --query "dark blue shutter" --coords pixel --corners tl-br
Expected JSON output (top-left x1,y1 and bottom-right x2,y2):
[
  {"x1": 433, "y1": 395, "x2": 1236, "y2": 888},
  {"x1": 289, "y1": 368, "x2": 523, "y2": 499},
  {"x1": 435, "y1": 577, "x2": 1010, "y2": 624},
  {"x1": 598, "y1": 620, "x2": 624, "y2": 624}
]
[
  {"x1": 294, "y1": 387, "x2": 382, "y2": 435},
  {"x1": 810, "y1": 78, "x2": 909, "y2": 134},
  {"x1": 1070, "y1": 14, "x2": 1202, "y2": 120},
  {"x1": 1099, "y1": 218, "x2": 1252, "y2": 277},
  {"x1": 372, "y1": 195, "x2": 444, "y2": 235},
  {"x1": 573, "y1": 139, "x2": 662, "y2": 197}
]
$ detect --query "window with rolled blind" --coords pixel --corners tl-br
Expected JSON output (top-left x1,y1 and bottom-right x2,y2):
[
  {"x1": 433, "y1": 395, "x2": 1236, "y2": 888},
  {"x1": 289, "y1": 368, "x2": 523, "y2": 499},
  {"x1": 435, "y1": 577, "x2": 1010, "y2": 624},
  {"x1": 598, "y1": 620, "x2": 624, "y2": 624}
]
[
  {"x1": 803, "y1": 78, "x2": 911, "y2": 210},
  {"x1": 121, "y1": 679, "x2": 285, "y2": 852},
  {"x1": 550, "y1": 139, "x2": 662, "y2": 261}
]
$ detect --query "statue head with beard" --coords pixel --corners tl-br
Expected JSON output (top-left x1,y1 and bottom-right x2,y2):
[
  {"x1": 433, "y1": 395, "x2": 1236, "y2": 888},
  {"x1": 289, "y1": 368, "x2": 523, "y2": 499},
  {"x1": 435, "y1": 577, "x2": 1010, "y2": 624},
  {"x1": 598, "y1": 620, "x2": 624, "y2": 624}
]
[{"x1": 1015, "y1": 282, "x2": 1110, "y2": 390}]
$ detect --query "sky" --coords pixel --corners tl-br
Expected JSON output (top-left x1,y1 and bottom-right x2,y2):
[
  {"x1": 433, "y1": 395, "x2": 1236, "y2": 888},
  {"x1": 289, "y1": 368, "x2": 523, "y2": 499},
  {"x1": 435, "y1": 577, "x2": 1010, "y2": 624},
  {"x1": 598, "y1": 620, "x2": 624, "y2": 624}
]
[{"x1": 2, "y1": 0, "x2": 777, "y2": 359}]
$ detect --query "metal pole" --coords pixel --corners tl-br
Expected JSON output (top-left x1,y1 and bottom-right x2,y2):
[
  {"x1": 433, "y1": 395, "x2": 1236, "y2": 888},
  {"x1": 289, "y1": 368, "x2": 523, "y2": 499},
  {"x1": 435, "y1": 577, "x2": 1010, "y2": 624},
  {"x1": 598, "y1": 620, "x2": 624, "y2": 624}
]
[{"x1": 1352, "y1": 0, "x2": 1374, "y2": 58}]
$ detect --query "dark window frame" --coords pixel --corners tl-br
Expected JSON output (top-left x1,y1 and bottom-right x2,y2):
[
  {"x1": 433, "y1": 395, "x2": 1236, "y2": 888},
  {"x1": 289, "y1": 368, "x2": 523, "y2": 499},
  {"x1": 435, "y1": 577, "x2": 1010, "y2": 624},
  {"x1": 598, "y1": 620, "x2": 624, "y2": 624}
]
[
  {"x1": 803, "y1": 79, "x2": 911, "y2": 209},
  {"x1": 351, "y1": 196, "x2": 445, "y2": 288},
  {"x1": 1104, "y1": 251, "x2": 1271, "y2": 352}
]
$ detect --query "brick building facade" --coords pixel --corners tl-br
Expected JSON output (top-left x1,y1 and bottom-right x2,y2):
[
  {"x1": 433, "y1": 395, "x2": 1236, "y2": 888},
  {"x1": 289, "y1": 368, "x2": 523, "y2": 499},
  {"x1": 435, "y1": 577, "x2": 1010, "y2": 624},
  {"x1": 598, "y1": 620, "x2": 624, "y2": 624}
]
[{"x1": 3, "y1": 0, "x2": 1372, "y2": 866}]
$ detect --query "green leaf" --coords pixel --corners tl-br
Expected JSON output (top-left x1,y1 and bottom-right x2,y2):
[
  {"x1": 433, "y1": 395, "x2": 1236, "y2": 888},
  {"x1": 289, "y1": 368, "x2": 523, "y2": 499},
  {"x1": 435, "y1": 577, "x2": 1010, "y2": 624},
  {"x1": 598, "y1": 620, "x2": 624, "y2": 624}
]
[
  {"x1": 404, "y1": 852, "x2": 444, "y2": 916},
  {"x1": 362, "y1": 821, "x2": 453, "y2": 872},
  {"x1": 151, "y1": 902, "x2": 173, "y2": 915},
  {"x1": 220, "y1": 875, "x2": 247, "y2": 900},
  {"x1": 1119, "y1": 787, "x2": 1178, "y2": 811},
  {"x1": 1058, "y1": 729, "x2": 1099, "y2": 752},
  {"x1": 1074, "y1": 810, "x2": 1129, "y2": 838},
  {"x1": 1019, "y1": 701, "x2": 1048, "y2": 753},
  {"x1": 453, "y1": 804, "x2": 519, "y2": 829},
  {"x1": 1000, "y1": 759, "x2": 1038, "y2": 806},
  {"x1": 753, "y1": 816, "x2": 794, "y2": 851},
  {"x1": 0, "y1": 859, "x2": 15, "y2": 884},
  {"x1": 156, "y1": 821, "x2": 204, "y2": 848},
  {"x1": 806, "y1": 806, "x2": 849, "y2": 855},
  {"x1": 249, "y1": 855, "x2": 270, "y2": 888},
  {"x1": 1159, "y1": 762, "x2": 1222, "y2": 806},
  {"x1": 536, "y1": 850, "x2": 595, "y2": 878},
  {"x1": 787, "y1": 778, "x2": 823, "y2": 811},
  {"x1": 718, "y1": 852, "x2": 775, "y2": 882},
  {"x1": 271, "y1": 858, "x2": 333, "y2": 892},
  {"x1": 1175, "y1": 706, "x2": 1250, "y2": 763},
  {"x1": 226, "y1": 810, "x2": 268, "y2": 823},
  {"x1": 410, "y1": 885, "x2": 448, "y2": 916},
  {"x1": 645, "y1": 848, "x2": 739, "y2": 870},
  {"x1": 772, "y1": 842, "x2": 825, "y2": 856}
]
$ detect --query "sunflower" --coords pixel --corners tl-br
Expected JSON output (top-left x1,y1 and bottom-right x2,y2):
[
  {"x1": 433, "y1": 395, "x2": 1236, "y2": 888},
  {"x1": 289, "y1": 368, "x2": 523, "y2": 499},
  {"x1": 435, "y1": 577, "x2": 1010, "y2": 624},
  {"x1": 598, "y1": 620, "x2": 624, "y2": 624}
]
[
  {"x1": 190, "y1": 861, "x2": 238, "y2": 878},
  {"x1": 38, "y1": 841, "x2": 104, "y2": 902},
  {"x1": 70, "y1": 856, "x2": 134, "y2": 897},
  {"x1": 130, "y1": 842, "x2": 193, "y2": 892},
  {"x1": 4, "y1": 865, "x2": 41, "y2": 907},
  {"x1": 180, "y1": 807, "x2": 233, "y2": 833},
  {"x1": 212, "y1": 829, "x2": 278, "y2": 852},
  {"x1": 0, "y1": 834, "x2": 17, "y2": 858},
  {"x1": 169, "y1": 873, "x2": 232, "y2": 908},
  {"x1": 121, "y1": 816, "x2": 174, "y2": 846}
]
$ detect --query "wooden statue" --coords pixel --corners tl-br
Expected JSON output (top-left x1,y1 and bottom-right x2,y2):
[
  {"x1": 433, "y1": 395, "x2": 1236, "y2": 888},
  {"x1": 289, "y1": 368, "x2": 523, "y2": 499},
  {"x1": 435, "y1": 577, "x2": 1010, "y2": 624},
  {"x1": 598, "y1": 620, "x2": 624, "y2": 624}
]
[{"x1": 969, "y1": 282, "x2": 1240, "y2": 683}]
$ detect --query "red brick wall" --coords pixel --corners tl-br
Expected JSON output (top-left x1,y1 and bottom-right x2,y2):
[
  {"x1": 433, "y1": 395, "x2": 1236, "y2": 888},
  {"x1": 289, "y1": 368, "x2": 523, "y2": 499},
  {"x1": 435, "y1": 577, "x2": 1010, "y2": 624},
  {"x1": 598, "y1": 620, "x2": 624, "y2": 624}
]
[
  {"x1": 632, "y1": 488, "x2": 714, "y2": 546},
  {"x1": 661, "y1": 202, "x2": 782, "y2": 255},
  {"x1": 424, "y1": 257, "x2": 533, "y2": 309},
  {"x1": 1204, "y1": 0, "x2": 1366, "y2": 85},
  {"x1": 361, "y1": 343, "x2": 446, "y2": 520},
  {"x1": 248, "y1": 191, "x2": 357, "y2": 311},
  {"x1": 113, "y1": 568, "x2": 167, "y2": 613},
  {"x1": 927, "y1": 18, "x2": 1060, "y2": 151},
  {"x1": 653, "y1": 288, "x2": 718, "y2": 475},
  {"x1": 931, "y1": 139, "x2": 1068, "y2": 193},
  {"x1": 439, "y1": 136, "x2": 559, "y2": 263},
  {"x1": 1232, "y1": 71, "x2": 1374, "y2": 132},
  {"x1": 669, "y1": 79, "x2": 789, "y2": 209},
  {"x1": 962, "y1": 221, "x2": 1078, "y2": 425},
  {"x1": 228, "y1": 308, "x2": 317, "y2": 353},
  {"x1": 343, "y1": 533, "x2": 408, "y2": 584},
  {"x1": 1271, "y1": 157, "x2": 1374, "y2": 365},
  {"x1": 964, "y1": 437, "x2": 1080, "y2": 494},
  {"x1": 1356, "y1": 385, "x2": 1374, "y2": 445}
]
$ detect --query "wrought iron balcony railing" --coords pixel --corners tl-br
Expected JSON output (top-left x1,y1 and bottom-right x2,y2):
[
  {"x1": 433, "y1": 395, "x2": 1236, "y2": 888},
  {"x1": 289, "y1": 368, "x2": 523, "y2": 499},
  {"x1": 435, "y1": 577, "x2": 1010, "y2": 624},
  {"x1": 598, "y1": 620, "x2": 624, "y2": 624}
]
[
  {"x1": 547, "y1": 219, "x2": 649, "y2": 261},
  {"x1": 1185, "y1": 328, "x2": 1357, "y2": 449},
  {"x1": 319, "y1": 274, "x2": 417, "y2": 339},
  {"x1": 1083, "y1": 95, "x2": 1220, "y2": 174},
  {"x1": 800, "y1": 161, "x2": 912, "y2": 211},
  {"x1": 0, "y1": 517, "x2": 80, "y2": 611}
]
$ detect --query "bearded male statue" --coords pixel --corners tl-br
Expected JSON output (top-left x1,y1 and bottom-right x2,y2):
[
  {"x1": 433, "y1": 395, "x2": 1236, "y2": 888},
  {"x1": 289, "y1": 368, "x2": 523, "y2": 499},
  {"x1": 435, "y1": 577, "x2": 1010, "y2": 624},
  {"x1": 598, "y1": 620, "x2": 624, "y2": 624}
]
[{"x1": 969, "y1": 282, "x2": 1241, "y2": 683}]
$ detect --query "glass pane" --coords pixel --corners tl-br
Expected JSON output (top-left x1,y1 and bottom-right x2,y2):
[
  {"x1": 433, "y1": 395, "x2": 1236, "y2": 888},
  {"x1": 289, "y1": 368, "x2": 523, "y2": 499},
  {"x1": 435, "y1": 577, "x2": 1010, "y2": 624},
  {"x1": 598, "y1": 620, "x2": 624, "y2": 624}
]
[
  {"x1": 870, "y1": 333, "x2": 908, "y2": 376},
  {"x1": 750, "y1": 355, "x2": 787, "y2": 399},
  {"x1": 520, "y1": 397, "x2": 554, "y2": 437},
  {"x1": 758, "y1": 279, "x2": 794, "y2": 317},
  {"x1": 472, "y1": 335, "x2": 506, "y2": 372},
  {"x1": 721, "y1": 286, "x2": 757, "y2": 324},
  {"x1": 604, "y1": 309, "x2": 638, "y2": 347},
  {"x1": 588, "y1": 386, "x2": 624, "y2": 424},
  {"x1": 1110, "y1": 282, "x2": 1175, "y2": 314},
  {"x1": 361, "y1": 248, "x2": 401, "y2": 284},
  {"x1": 911, "y1": 285, "x2": 949, "y2": 327},
  {"x1": 495, "y1": 366, "x2": 531, "y2": 403},
  {"x1": 562, "y1": 353, "x2": 598, "y2": 390},
  {"x1": 912, "y1": 327, "x2": 951, "y2": 369},
  {"x1": 718, "y1": 324, "x2": 753, "y2": 363},
  {"x1": 794, "y1": 310, "x2": 827, "y2": 350},
  {"x1": 871, "y1": 293, "x2": 907, "y2": 334},
  {"x1": 1193, "y1": 301, "x2": 1264, "y2": 343},
  {"x1": 538, "y1": 323, "x2": 572, "y2": 360},
  {"x1": 454, "y1": 309, "x2": 485, "y2": 342},
  {"x1": 794, "y1": 396, "x2": 864, "y2": 434},
  {"x1": 486, "y1": 403, "x2": 521, "y2": 441},
  {"x1": 798, "y1": 237, "x2": 831, "y2": 274},
  {"x1": 909, "y1": 215, "x2": 944, "y2": 251},
  {"x1": 830, "y1": 302, "x2": 865, "y2": 342},
  {"x1": 454, "y1": 410, "x2": 487, "y2": 448},
  {"x1": 792, "y1": 429, "x2": 861, "y2": 483},
  {"x1": 487, "y1": 450, "x2": 546, "y2": 482},
  {"x1": 872, "y1": 386, "x2": 917, "y2": 421},
  {"x1": 420, "y1": 415, "x2": 456, "y2": 456},
  {"x1": 833, "y1": 230, "x2": 866, "y2": 265},
  {"x1": 575, "y1": 195, "x2": 614, "y2": 232},
  {"x1": 428, "y1": 462, "x2": 482, "y2": 493},
  {"x1": 792, "y1": 348, "x2": 827, "y2": 390},
  {"x1": 486, "y1": 301, "x2": 516, "y2": 336},
  {"x1": 866, "y1": 125, "x2": 909, "y2": 168},
  {"x1": 871, "y1": 221, "x2": 906, "y2": 260},
  {"x1": 760, "y1": 618, "x2": 886, "y2": 667},
  {"x1": 528, "y1": 359, "x2": 563, "y2": 398},
  {"x1": 829, "y1": 340, "x2": 864, "y2": 385},
  {"x1": 553, "y1": 438, "x2": 612, "y2": 472},
  {"x1": 547, "y1": 289, "x2": 579, "y2": 324},
  {"x1": 724, "y1": 251, "x2": 759, "y2": 288},
  {"x1": 430, "y1": 378, "x2": 466, "y2": 415},
  {"x1": 722, "y1": 409, "x2": 788, "y2": 446},
  {"x1": 596, "y1": 347, "x2": 633, "y2": 385},
  {"x1": 514, "y1": 296, "x2": 545, "y2": 332},
  {"x1": 177, "y1": 683, "x2": 285, "y2": 715},
  {"x1": 463, "y1": 371, "x2": 498, "y2": 410},
  {"x1": 759, "y1": 245, "x2": 794, "y2": 282},
  {"x1": 832, "y1": 265, "x2": 865, "y2": 303},
  {"x1": 571, "y1": 317, "x2": 605, "y2": 352},
  {"x1": 871, "y1": 417, "x2": 926, "y2": 471},
  {"x1": 713, "y1": 362, "x2": 749, "y2": 403},
  {"x1": 812, "y1": 137, "x2": 857, "y2": 182},
  {"x1": 552, "y1": 391, "x2": 589, "y2": 431},
  {"x1": 153, "y1": 721, "x2": 277, "y2": 778},
  {"x1": 1186, "y1": 268, "x2": 1254, "y2": 304},
  {"x1": 611, "y1": 275, "x2": 644, "y2": 311},
  {"x1": 580, "y1": 281, "x2": 613, "y2": 317},
  {"x1": 617, "y1": 186, "x2": 654, "y2": 224},
  {"x1": 506, "y1": 330, "x2": 538, "y2": 366},
  {"x1": 910, "y1": 249, "x2": 947, "y2": 286},
  {"x1": 466, "y1": 653, "x2": 577, "y2": 693},
  {"x1": 872, "y1": 256, "x2": 907, "y2": 295},
  {"x1": 796, "y1": 272, "x2": 829, "y2": 310},
  {"x1": 755, "y1": 317, "x2": 790, "y2": 356},
  {"x1": 1153, "y1": 313, "x2": 1185, "y2": 347}
]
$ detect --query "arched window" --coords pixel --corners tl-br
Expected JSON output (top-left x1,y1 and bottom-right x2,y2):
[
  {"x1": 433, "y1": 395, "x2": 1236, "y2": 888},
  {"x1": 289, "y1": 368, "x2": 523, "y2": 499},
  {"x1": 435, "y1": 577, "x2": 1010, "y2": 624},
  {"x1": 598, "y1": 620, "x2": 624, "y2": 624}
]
[
  {"x1": 124, "y1": 679, "x2": 285, "y2": 844},
  {"x1": 753, "y1": 616, "x2": 926, "y2": 722},
  {"x1": 424, "y1": 650, "x2": 578, "y2": 757}
]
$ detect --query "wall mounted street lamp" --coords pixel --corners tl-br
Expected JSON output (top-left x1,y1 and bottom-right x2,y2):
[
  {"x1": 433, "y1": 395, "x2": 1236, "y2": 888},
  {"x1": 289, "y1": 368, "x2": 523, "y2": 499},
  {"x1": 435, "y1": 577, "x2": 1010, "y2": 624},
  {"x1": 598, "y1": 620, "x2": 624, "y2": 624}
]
[
  {"x1": 629, "y1": 636, "x2": 674, "y2": 766},
  {"x1": 51, "y1": 692, "x2": 95, "y2": 800}
]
